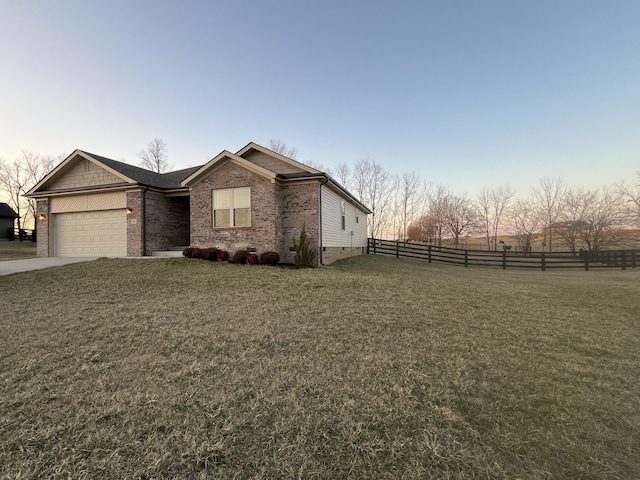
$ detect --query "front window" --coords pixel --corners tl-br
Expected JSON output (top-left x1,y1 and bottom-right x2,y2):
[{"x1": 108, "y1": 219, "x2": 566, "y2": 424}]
[{"x1": 212, "y1": 187, "x2": 251, "y2": 227}]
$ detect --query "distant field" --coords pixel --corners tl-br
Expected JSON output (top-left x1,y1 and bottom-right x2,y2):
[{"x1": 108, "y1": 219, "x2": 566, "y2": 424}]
[
  {"x1": 1, "y1": 256, "x2": 639, "y2": 478},
  {"x1": 440, "y1": 229, "x2": 640, "y2": 251},
  {"x1": 0, "y1": 240, "x2": 37, "y2": 260}
]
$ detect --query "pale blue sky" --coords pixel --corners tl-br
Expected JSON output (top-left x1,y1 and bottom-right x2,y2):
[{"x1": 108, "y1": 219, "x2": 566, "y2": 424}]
[{"x1": 1, "y1": 0, "x2": 639, "y2": 197}]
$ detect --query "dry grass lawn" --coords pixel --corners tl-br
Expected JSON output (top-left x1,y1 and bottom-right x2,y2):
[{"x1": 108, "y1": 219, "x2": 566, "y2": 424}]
[
  {"x1": 0, "y1": 240, "x2": 36, "y2": 260},
  {"x1": 1, "y1": 255, "x2": 639, "y2": 478}
]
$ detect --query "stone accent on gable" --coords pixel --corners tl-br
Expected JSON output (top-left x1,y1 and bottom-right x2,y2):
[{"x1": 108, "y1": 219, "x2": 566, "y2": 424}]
[
  {"x1": 47, "y1": 158, "x2": 124, "y2": 190},
  {"x1": 36, "y1": 199, "x2": 50, "y2": 257},
  {"x1": 189, "y1": 162, "x2": 278, "y2": 255},
  {"x1": 241, "y1": 150, "x2": 307, "y2": 175}
]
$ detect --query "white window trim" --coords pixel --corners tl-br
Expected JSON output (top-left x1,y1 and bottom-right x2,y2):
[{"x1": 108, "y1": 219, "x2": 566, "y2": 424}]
[{"x1": 212, "y1": 187, "x2": 251, "y2": 228}]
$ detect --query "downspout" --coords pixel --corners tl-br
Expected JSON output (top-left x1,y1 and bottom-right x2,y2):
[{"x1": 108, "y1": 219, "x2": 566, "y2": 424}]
[
  {"x1": 319, "y1": 176, "x2": 329, "y2": 265},
  {"x1": 142, "y1": 188, "x2": 147, "y2": 256}
]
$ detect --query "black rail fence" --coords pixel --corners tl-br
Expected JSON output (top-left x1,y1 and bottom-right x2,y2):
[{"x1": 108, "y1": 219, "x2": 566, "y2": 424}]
[
  {"x1": 367, "y1": 238, "x2": 639, "y2": 271},
  {"x1": 7, "y1": 228, "x2": 36, "y2": 242}
]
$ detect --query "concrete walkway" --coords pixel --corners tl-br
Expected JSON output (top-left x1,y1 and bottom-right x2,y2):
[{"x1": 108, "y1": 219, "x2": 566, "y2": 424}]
[{"x1": 0, "y1": 257, "x2": 99, "y2": 276}]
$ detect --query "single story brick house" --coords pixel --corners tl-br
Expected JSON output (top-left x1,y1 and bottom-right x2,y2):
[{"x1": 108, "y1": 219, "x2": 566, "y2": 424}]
[
  {"x1": 27, "y1": 142, "x2": 370, "y2": 265},
  {"x1": 0, "y1": 203, "x2": 20, "y2": 239}
]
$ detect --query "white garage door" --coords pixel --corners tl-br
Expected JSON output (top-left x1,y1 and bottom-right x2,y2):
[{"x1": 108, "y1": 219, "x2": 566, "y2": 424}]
[{"x1": 55, "y1": 210, "x2": 127, "y2": 257}]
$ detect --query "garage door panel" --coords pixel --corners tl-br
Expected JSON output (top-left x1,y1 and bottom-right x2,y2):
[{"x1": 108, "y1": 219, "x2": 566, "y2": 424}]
[{"x1": 55, "y1": 209, "x2": 126, "y2": 257}]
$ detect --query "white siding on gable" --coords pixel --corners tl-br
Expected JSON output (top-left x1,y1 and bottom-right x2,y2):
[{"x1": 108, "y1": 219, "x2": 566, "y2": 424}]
[{"x1": 321, "y1": 185, "x2": 368, "y2": 248}]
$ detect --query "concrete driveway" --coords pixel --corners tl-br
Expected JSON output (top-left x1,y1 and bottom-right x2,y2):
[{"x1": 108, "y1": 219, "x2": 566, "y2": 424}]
[{"x1": 0, "y1": 257, "x2": 98, "y2": 276}]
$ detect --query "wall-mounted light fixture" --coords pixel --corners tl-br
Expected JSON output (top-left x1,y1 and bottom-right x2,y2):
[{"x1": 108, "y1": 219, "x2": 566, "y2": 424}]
[
  {"x1": 126, "y1": 207, "x2": 134, "y2": 216},
  {"x1": 38, "y1": 214, "x2": 47, "y2": 221}
]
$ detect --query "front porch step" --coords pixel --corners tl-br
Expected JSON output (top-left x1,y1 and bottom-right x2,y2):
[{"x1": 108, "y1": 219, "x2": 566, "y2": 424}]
[{"x1": 152, "y1": 248, "x2": 186, "y2": 258}]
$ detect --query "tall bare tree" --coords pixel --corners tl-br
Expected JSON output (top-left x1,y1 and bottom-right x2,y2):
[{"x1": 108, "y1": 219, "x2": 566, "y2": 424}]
[
  {"x1": 576, "y1": 186, "x2": 625, "y2": 251},
  {"x1": 268, "y1": 139, "x2": 298, "y2": 160},
  {"x1": 0, "y1": 151, "x2": 58, "y2": 229},
  {"x1": 425, "y1": 184, "x2": 451, "y2": 247},
  {"x1": 477, "y1": 185, "x2": 515, "y2": 250},
  {"x1": 532, "y1": 177, "x2": 566, "y2": 252},
  {"x1": 618, "y1": 172, "x2": 640, "y2": 227},
  {"x1": 397, "y1": 172, "x2": 422, "y2": 241},
  {"x1": 510, "y1": 199, "x2": 541, "y2": 253},
  {"x1": 351, "y1": 158, "x2": 394, "y2": 238},
  {"x1": 442, "y1": 194, "x2": 476, "y2": 248},
  {"x1": 138, "y1": 138, "x2": 171, "y2": 173}
]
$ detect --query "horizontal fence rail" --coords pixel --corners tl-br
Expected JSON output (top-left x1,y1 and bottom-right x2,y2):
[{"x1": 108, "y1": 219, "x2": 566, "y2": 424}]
[{"x1": 367, "y1": 238, "x2": 639, "y2": 271}]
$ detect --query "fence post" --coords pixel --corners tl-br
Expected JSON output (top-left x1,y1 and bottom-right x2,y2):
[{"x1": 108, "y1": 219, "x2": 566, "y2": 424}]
[
  {"x1": 632, "y1": 251, "x2": 637, "y2": 268},
  {"x1": 622, "y1": 251, "x2": 627, "y2": 271},
  {"x1": 367, "y1": 238, "x2": 370, "y2": 255},
  {"x1": 502, "y1": 250, "x2": 506, "y2": 270},
  {"x1": 396, "y1": 240, "x2": 399, "y2": 259},
  {"x1": 541, "y1": 251, "x2": 546, "y2": 271},
  {"x1": 373, "y1": 238, "x2": 376, "y2": 255},
  {"x1": 584, "y1": 253, "x2": 589, "y2": 272},
  {"x1": 464, "y1": 250, "x2": 468, "y2": 268}
]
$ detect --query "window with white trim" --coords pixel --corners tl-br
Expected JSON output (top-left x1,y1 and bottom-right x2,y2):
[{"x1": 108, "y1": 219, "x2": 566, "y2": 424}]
[
  {"x1": 340, "y1": 200, "x2": 346, "y2": 230},
  {"x1": 212, "y1": 187, "x2": 251, "y2": 227}
]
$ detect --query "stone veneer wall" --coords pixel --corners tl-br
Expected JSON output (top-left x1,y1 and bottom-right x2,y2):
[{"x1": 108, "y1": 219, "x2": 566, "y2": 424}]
[
  {"x1": 36, "y1": 199, "x2": 50, "y2": 257},
  {"x1": 189, "y1": 162, "x2": 278, "y2": 255},
  {"x1": 144, "y1": 192, "x2": 189, "y2": 254},
  {"x1": 277, "y1": 182, "x2": 320, "y2": 265}
]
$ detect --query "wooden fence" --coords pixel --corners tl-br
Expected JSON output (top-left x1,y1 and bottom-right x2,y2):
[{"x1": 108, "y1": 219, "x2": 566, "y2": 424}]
[{"x1": 367, "y1": 238, "x2": 639, "y2": 271}]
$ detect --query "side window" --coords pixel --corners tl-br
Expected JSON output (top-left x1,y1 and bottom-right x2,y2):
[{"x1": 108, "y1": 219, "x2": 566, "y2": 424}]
[{"x1": 340, "y1": 201, "x2": 346, "y2": 230}]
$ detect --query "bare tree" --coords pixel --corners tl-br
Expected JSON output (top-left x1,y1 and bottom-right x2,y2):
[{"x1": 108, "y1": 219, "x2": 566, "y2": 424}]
[
  {"x1": 477, "y1": 185, "x2": 515, "y2": 250},
  {"x1": 442, "y1": 194, "x2": 476, "y2": 248},
  {"x1": 618, "y1": 172, "x2": 640, "y2": 227},
  {"x1": 351, "y1": 158, "x2": 394, "y2": 239},
  {"x1": 330, "y1": 162, "x2": 351, "y2": 190},
  {"x1": 268, "y1": 139, "x2": 298, "y2": 160},
  {"x1": 138, "y1": 138, "x2": 171, "y2": 173},
  {"x1": 554, "y1": 188, "x2": 593, "y2": 254},
  {"x1": 577, "y1": 186, "x2": 625, "y2": 251},
  {"x1": 532, "y1": 177, "x2": 566, "y2": 252},
  {"x1": 0, "y1": 151, "x2": 58, "y2": 229},
  {"x1": 425, "y1": 184, "x2": 451, "y2": 247},
  {"x1": 397, "y1": 172, "x2": 422, "y2": 241},
  {"x1": 510, "y1": 199, "x2": 541, "y2": 254}
]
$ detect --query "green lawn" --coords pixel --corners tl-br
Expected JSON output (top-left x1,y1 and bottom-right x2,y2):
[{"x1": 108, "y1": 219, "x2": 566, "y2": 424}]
[
  {"x1": 0, "y1": 240, "x2": 36, "y2": 260},
  {"x1": 1, "y1": 256, "x2": 639, "y2": 479}
]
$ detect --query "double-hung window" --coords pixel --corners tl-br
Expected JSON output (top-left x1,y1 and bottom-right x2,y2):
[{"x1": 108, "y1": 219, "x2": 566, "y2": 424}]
[{"x1": 212, "y1": 187, "x2": 251, "y2": 227}]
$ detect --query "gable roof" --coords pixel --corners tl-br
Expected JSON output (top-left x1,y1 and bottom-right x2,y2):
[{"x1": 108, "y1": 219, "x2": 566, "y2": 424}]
[
  {"x1": 235, "y1": 142, "x2": 322, "y2": 174},
  {"x1": 0, "y1": 203, "x2": 19, "y2": 218},
  {"x1": 181, "y1": 150, "x2": 278, "y2": 187},
  {"x1": 28, "y1": 150, "x2": 200, "y2": 195}
]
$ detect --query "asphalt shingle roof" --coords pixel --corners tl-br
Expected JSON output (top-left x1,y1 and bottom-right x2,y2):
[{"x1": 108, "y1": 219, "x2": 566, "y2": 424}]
[
  {"x1": 81, "y1": 151, "x2": 202, "y2": 189},
  {"x1": 0, "y1": 203, "x2": 19, "y2": 218}
]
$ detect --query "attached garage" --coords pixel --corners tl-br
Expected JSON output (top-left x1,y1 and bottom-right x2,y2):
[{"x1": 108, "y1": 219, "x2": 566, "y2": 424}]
[
  {"x1": 54, "y1": 210, "x2": 126, "y2": 257},
  {"x1": 50, "y1": 192, "x2": 127, "y2": 257}
]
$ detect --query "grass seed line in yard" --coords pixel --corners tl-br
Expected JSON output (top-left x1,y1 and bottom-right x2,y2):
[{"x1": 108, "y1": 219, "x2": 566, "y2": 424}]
[{"x1": 1, "y1": 256, "x2": 639, "y2": 478}]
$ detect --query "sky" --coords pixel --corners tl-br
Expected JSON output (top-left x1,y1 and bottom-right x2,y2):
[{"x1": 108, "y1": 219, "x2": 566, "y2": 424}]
[{"x1": 1, "y1": 0, "x2": 639, "y2": 199}]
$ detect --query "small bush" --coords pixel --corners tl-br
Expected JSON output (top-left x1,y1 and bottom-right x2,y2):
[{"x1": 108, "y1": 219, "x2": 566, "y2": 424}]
[
  {"x1": 201, "y1": 247, "x2": 219, "y2": 261},
  {"x1": 182, "y1": 247, "x2": 194, "y2": 258},
  {"x1": 231, "y1": 250, "x2": 248, "y2": 264},
  {"x1": 216, "y1": 250, "x2": 229, "y2": 262},
  {"x1": 191, "y1": 247, "x2": 203, "y2": 259},
  {"x1": 260, "y1": 251, "x2": 280, "y2": 265},
  {"x1": 246, "y1": 253, "x2": 260, "y2": 265},
  {"x1": 294, "y1": 226, "x2": 316, "y2": 268}
]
